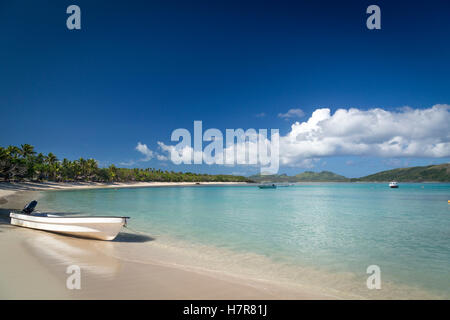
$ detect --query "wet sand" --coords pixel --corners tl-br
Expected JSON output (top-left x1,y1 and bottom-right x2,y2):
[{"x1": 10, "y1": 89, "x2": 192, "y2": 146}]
[{"x1": 0, "y1": 184, "x2": 329, "y2": 300}]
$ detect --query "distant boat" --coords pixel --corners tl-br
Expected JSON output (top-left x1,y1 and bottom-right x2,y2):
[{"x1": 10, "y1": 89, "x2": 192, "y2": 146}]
[
  {"x1": 258, "y1": 184, "x2": 277, "y2": 189},
  {"x1": 10, "y1": 200, "x2": 128, "y2": 241},
  {"x1": 389, "y1": 181, "x2": 399, "y2": 188},
  {"x1": 277, "y1": 183, "x2": 294, "y2": 187}
]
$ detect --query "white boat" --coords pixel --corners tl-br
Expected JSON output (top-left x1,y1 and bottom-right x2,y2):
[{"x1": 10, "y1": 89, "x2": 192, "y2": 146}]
[
  {"x1": 10, "y1": 201, "x2": 128, "y2": 241},
  {"x1": 389, "y1": 181, "x2": 399, "y2": 188}
]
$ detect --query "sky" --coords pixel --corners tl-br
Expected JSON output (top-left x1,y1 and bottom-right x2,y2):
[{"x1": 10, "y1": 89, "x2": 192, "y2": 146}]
[{"x1": 1, "y1": 0, "x2": 449, "y2": 177}]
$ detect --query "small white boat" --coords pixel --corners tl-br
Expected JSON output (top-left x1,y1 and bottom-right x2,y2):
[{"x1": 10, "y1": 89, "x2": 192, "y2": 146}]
[
  {"x1": 389, "y1": 181, "x2": 399, "y2": 188},
  {"x1": 10, "y1": 201, "x2": 128, "y2": 241}
]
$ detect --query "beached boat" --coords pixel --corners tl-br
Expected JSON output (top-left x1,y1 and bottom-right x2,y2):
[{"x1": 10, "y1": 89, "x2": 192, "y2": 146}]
[
  {"x1": 10, "y1": 201, "x2": 129, "y2": 241},
  {"x1": 258, "y1": 184, "x2": 277, "y2": 189},
  {"x1": 389, "y1": 181, "x2": 399, "y2": 188}
]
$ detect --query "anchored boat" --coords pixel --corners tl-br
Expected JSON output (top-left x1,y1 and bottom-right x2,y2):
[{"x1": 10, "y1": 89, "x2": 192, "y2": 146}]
[
  {"x1": 258, "y1": 184, "x2": 277, "y2": 189},
  {"x1": 10, "y1": 200, "x2": 129, "y2": 241},
  {"x1": 389, "y1": 181, "x2": 399, "y2": 188}
]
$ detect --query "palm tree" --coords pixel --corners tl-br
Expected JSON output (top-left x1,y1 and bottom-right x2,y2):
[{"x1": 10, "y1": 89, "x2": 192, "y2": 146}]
[
  {"x1": 108, "y1": 165, "x2": 117, "y2": 182},
  {"x1": 61, "y1": 158, "x2": 72, "y2": 181},
  {"x1": 86, "y1": 158, "x2": 98, "y2": 180},
  {"x1": 77, "y1": 158, "x2": 87, "y2": 180},
  {"x1": 0, "y1": 145, "x2": 26, "y2": 181},
  {"x1": 20, "y1": 144, "x2": 36, "y2": 158},
  {"x1": 6, "y1": 145, "x2": 21, "y2": 159},
  {"x1": 0, "y1": 144, "x2": 250, "y2": 183},
  {"x1": 18, "y1": 144, "x2": 37, "y2": 179},
  {"x1": 46, "y1": 153, "x2": 58, "y2": 165},
  {"x1": 45, "y1": 153, "x2": 59, "y2": 181}
]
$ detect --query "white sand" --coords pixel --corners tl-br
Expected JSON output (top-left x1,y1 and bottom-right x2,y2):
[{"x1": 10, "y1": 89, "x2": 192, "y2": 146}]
[
  {"x1": 0, "y1": 181, "x2": 328, "y2": 300},
  {"x1": 0, "y1": 181, "x2": 440, "y2": 300},
  {"x1": 0, "y1": 180, "x2": 247, "y2": 193}
]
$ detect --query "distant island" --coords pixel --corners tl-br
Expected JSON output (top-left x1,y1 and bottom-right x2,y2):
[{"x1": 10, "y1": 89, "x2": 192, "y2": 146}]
[
  {"x1": 249, "y1": 171, "x2": 349, "y2": 183},
  {"x1": 353, "y1": 163, "x2": 450, "y2": 182},
  {"x1": 250, "y1": 163, "x2": 450, "y2": 183}
]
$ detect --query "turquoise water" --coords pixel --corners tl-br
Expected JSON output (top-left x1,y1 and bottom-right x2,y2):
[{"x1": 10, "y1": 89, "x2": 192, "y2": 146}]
[{"x1": 39, "y1": 183, "x2": 450, "y2": 298}]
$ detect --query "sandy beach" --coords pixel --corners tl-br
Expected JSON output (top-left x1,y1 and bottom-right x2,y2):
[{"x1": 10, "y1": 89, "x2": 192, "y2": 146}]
[{"x1": 0, "y1": 182, "x2": 330, "y2": 300}]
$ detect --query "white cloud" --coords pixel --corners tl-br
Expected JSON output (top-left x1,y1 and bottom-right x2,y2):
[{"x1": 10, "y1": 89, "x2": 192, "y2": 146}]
[
  {"x1": 278, "y1": 104, "x2": 450, "y2": 165},
  {"x1": 134, "y1": 142, "x2": 168, "y2": 162},
  {"x1": 120, "y1": 143, "x2": 168, "y2": 166},
  {"x1": 255, "y1": 112, "x2": 266, "y2": 118},
  {"x1": 119, "y1": 160, "x2": 136, "y2": 166},
  {"x1": 136, "y1": 142, "x2": 154, "y2": 161},
  {"x1": 157, "y1": 141, "x2": 202, "y2": 164},
  {"x1": 155, "y1": 104, "x2": 450, "y2": 169},
  {"x1": 156, "y1": 154, "x2": 168, "y2": 161},
  {"x1": 278, "y1": 108, "x2": 305, "y2": 119},
  {"x1": 296, "y1": 158, "x2": 321, "y2": 168}
]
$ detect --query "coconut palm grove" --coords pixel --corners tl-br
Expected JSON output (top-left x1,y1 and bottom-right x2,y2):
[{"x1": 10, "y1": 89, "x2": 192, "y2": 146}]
[{"x1": 0, "y1": 144, "x2": 250, "y2": 183}]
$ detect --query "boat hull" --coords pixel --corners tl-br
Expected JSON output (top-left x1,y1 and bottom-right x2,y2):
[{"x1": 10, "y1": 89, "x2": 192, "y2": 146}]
[{"x1": 10, "y1": 213, "x2": 127, "y2": 241}]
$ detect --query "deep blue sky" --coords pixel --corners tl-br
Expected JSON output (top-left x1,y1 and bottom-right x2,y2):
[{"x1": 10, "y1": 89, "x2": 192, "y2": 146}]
[{"x1": 1, "y1": 0, "x2": 449, "y2": 177}]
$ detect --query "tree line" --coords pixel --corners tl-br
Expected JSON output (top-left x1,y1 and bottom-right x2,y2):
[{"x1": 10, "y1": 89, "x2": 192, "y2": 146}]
[{"x1": 0, "y1": 144, "x2": 251, "y2": 183}]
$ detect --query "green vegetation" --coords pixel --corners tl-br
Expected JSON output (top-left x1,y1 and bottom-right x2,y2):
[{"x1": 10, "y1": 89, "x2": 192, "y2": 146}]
[
  {"x1": 0, "y1": 144, "x2": 251, "y2": 183},
  {"x1": 295, "y1": 171, "x2": 349, "y2": 181},
  {"x1": 2, "y1": 144, "x2": 449, "y2": 183},
  {"x1": 249, "y1": 171, "x2": 349, "y2": 183},
  {"x1": 248, "y1": 174, "x2": 295, "y2": 183},
  {"x1": 354, "y1": 163, "x2": 450, "y2": 182},
  {"x1": 250, "y1": 165, "x2": 450, "y2": 182}
]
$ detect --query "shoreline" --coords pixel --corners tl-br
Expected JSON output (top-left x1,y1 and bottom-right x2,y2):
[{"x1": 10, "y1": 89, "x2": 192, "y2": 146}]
[
  {"x1": 0, "y1": 182, "x2": 444, "y2": 300},
  {"x1": 0, "y1": 182, "x2": 331, "y2": 300},
  {"x1": 0, "y1": 181, "x2": 249, "y2": 196}
]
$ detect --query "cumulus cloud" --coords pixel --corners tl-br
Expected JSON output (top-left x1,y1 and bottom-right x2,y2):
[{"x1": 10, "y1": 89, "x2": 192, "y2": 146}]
[
  {"x1": 120, "y1": 142, "x2": 168, "y2": 166},
  {"x1": 136, "y1": 142, "x2": 154, "y2": 161},
  {"x1": 119, "y1": 160, "x2": 136, "y2": 166},
  {"x1": 153, "y1": 104, "x2": 450, "y2": 171},
  {"x1": 156, "y1": 154, "x2": 168, "y2": 161},
  {"x1": 278, "y1": 104, "x2": 450, "y2": 165},
  {"x1": 157, "y1": 141, "x2": 203, "y2": 164},
  {"x1": 255, "y1": 112, "x2": 266, "y2": 118},
  {"x1": 278, "y1": 108, "x2": 305, "y2": 119}
]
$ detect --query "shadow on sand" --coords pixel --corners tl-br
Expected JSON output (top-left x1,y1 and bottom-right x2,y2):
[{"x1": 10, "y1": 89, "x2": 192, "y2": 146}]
[
  {"x1": 0, "y1": 208, "x2": 12, "y2": 225},
  {"x1": 113, "y1": 232, "x2": 155, "y2": 243}
]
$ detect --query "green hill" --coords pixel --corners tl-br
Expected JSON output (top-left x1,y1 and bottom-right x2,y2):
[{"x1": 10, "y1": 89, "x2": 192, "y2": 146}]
[
  {"x1": 295, "y1": 171, "x2": 348, "y2": 181},
  {"x1": 248, "y1": 173, "x2": 296, "y2": 183},
  {"x1": 249, "y1": 171, "x2": 349, "y2": 182},
  {"x1": 355, "y1": 163, "x2": 450, "y2": 182},
  {"x1": 248, "y1": 163, "x2": 450, "y2": 183}
]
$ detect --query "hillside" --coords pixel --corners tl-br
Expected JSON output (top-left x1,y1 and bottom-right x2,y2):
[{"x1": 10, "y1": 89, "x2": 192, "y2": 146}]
[
  {"x1": 295, "y1": 171, "x2": 348, "y2": 181},
  {"x1": 355, "y1": 163, "x2": 450, "y2": 182},
  {"x1": 249, "y1": 171, "x2": 349, "y2": 183},
  {"x1": 249, "y1": 163, "x2": 450, "y2": 183}
]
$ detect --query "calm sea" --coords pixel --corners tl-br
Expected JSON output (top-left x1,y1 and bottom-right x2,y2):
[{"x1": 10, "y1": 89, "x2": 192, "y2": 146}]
[{"x1": 39, "y1": 183, "x2": 450, "y2": 298}]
